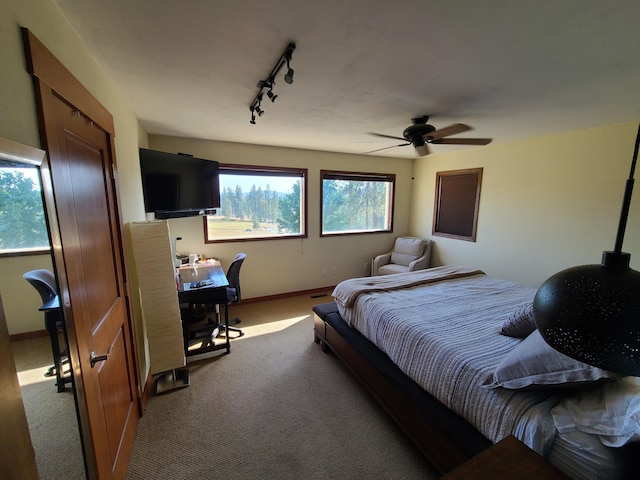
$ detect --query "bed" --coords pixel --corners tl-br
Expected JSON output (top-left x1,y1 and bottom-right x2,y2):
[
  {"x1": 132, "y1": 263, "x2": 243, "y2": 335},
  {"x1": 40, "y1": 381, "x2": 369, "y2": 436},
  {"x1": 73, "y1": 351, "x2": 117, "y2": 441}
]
[{"x1": 312, "y1": 265, "x2": 639, "y2": 479}]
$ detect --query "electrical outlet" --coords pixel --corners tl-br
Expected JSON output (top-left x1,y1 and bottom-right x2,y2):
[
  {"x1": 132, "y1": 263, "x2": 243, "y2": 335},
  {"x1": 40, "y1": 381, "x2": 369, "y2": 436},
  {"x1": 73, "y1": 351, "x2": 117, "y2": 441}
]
[
  {"x1": 332, "y1": 266, "x2": 337, "y2": 275},
  {"x1": 322, "y1": 268, "x2": 327, "y2": 276}
]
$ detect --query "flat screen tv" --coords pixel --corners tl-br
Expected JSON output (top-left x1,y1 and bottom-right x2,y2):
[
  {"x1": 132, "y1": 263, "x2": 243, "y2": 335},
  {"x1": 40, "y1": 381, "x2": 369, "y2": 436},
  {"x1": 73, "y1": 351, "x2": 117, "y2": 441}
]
[{"x1": 139, "y1": 148, "x2": 220, "y2": 219}]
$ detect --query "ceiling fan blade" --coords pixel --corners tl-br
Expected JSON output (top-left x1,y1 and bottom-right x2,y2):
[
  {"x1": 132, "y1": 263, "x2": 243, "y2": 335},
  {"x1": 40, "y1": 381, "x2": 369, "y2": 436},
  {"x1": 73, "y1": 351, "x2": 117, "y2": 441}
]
[
  {"x1": 430, "y1": 138, "x2": 492, "y2": 145},
  {"x1": 415, "y1": 143, "x2": 431, "y2": 156},
  {"x1": 369, "y1": 132, "x2": 408, "y2": 142},
  {"x1": 426, "y1": 123, "x2": 472, "y2": 140},
  {"x1": 363, "y1": 143, "x2": 411, "y2": 155}
]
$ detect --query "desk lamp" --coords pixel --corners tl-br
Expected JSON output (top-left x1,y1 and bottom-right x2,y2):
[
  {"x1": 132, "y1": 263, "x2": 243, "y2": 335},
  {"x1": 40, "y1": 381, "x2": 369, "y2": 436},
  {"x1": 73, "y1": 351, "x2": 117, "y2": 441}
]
[{"x1": 533, "y1": 123, "x2": 640, "y2": 376}]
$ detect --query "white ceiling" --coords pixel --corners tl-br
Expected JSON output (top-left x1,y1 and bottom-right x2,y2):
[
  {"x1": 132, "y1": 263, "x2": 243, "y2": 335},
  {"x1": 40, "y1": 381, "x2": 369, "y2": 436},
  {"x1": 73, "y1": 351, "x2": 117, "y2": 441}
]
[{"x1": 53, "y1": 0, "x2": 640, "y2": 158}]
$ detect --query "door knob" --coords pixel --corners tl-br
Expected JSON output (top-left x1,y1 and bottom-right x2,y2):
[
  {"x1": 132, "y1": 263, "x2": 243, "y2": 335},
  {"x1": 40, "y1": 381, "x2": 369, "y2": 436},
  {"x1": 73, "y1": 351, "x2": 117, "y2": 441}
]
[{"x1": 90, "y1": 351, "x2": 110, "y2": 368}]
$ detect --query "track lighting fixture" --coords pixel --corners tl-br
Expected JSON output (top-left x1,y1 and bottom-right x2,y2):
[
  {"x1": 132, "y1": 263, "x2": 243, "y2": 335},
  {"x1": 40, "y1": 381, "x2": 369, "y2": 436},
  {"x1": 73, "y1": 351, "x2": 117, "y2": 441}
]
[{"x1": 249, "y1": 42, "x2": 296, "y2": 124}]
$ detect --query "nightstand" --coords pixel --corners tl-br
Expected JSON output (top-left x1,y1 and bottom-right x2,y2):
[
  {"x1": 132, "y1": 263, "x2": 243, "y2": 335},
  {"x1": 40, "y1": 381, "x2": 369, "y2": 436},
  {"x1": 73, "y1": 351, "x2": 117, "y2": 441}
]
[{"x1": 440, "y1": 435, "x2": 570, "y2": 480}]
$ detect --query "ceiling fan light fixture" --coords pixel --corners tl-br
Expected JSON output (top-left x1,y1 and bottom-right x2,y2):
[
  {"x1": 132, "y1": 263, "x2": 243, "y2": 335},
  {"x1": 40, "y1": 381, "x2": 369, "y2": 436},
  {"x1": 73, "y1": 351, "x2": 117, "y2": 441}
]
[{"x1": 367, "y1": 116, "x2": 492, "y2": 156}]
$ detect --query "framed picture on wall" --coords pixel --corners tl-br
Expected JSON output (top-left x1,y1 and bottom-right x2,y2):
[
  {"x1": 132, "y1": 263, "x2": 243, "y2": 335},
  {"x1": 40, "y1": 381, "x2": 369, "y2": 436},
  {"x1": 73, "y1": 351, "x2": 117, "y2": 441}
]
[{"x1": 432, "y1": 168, "x2": 483, "y2": 242}]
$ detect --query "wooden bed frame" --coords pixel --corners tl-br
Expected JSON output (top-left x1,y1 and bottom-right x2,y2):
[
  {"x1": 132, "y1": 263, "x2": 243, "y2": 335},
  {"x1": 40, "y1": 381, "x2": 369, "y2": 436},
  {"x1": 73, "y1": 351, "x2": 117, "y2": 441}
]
[{"x1": 312, "y1": 302, "x2": 492, "y2": 474}]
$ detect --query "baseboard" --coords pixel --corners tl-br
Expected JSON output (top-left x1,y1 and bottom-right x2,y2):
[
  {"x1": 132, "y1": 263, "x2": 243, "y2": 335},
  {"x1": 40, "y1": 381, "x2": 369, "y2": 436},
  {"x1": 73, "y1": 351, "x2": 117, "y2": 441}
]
[
  {"x1": 239, "y1": 286, "x2": 336, "y2": 304},
  {"x1": 139, "y1": 369, "x2": 154, "y2": 414},
  {"x1": 9, "y1": 329, "x2": 48, "y2": 342}
]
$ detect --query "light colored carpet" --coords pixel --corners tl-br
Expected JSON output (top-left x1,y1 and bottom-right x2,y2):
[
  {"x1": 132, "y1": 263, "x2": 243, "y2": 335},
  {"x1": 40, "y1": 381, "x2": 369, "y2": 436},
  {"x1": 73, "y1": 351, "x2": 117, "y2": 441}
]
[
  {"x1": 12, "y1": 335, "x2": 85, "y2": 480},
  {"x1": 126, "y1": 294, "x2": 438, "y2": 479}
]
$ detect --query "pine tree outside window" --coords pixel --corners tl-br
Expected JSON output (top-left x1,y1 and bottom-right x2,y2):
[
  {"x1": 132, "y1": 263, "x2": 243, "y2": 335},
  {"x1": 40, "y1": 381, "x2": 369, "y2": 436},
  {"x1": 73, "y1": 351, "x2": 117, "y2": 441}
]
[
  {"x1": 321, "y1": 170, "x2": 395, "y2": 236},
  {"x1": 0, "y1": 164, "x2": 50, "y2": 255},
  {"x1": 205, "y1": 165, "x2": 307, "y2": 243}
]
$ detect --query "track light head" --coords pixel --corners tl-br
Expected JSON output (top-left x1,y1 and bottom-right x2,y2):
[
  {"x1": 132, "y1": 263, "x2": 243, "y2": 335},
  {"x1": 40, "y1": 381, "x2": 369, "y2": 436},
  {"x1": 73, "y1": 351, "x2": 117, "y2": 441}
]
[
  {"x1": 255, "y1": 106, "x2": 264, "y2": 116},
  {"x1": 250, "y1": 113, "x2": 256, "y2": 125},
  {"x1": 267, "y1": 89, "x2": 278, "y2": 102},
  {"x1": 284, "y1": 68, "x2": 294, "y2": 84}
]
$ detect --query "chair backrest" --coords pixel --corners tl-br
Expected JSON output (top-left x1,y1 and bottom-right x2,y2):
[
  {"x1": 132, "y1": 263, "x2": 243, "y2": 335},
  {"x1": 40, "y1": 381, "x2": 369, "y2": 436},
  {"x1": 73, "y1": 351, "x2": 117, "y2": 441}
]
[
  {"x1": 390, "y1": 237, "x2": 428, "y2": 266},
  {"x1": 23, "y1": 269, "x2": 58, "y2": 303},
  {"x1": 226, "y1": 253, "x2": 246, "y2": 303}
]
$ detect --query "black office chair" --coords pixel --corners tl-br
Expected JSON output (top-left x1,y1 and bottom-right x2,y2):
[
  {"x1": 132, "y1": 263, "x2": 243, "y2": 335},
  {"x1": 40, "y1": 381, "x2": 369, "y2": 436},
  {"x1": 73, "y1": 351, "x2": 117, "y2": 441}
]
[
  {"x1": 186, "y1": 253, "x2": 246, "y2": 342},
  {"x1": 222, "y1": 253, "x2": 246, "y2": 338},
  {"x1": 23, "y1": 269, "x2": 72, "y2": 392}
]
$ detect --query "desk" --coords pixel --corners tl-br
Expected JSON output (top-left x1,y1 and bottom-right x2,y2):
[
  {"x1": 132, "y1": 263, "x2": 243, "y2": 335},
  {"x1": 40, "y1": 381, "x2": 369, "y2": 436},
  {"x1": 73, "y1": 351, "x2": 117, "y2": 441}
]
[{"x1": 177, "y1": 261, "x2": 230, "y2": 357}]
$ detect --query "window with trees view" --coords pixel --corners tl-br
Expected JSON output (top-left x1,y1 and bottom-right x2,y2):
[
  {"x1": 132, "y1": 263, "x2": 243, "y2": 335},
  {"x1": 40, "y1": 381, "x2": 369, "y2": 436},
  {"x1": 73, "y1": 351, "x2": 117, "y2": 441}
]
[
  {"x1": 0, "y1": 165, "x2": 49, "y2": 253},
  {"x1": 321, "y1": 170, "x2": 395, "y2": 236},
  {"x1": 205, "y1": 165, "x2": 307, "y2": 242}
]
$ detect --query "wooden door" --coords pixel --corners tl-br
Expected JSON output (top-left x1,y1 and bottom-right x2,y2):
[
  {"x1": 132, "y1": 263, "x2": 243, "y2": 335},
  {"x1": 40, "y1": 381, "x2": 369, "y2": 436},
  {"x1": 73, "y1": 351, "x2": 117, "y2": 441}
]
[{"x1": 23, "y1": 30, "x2": 139, "y2": 479}]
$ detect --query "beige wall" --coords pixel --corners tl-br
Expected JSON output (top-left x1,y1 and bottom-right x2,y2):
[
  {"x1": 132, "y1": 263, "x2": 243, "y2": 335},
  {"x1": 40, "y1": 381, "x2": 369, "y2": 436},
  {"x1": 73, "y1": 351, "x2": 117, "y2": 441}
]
[
  {"x1": 410, "y1": 122, "x2": 640, "y2": 289},
  {"x1": 2, "y1": 1, "x2": 639, "y2": 343},
  {"x1": 150, "y1": 135, "x2": 414, "y2": 299},
  {"x1": 0, "y1": 0, "x2": 147, "y2": 335}
]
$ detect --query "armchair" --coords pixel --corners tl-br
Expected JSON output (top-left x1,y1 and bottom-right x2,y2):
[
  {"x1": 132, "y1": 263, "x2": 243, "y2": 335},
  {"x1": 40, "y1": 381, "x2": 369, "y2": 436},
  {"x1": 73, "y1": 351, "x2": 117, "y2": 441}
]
[{"x1": 371, "y1": 236, "x2": 432, "y2": 276}]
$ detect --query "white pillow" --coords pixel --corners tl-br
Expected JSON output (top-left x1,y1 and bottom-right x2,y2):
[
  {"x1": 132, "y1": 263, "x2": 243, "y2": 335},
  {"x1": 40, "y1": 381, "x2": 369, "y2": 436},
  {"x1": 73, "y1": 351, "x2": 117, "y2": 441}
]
[
  {"x1": 551, "y1": 376, "x2": 640, "y2": 447},
  {"x1": 484, "y1": 330, "x2": 619, "y2": 389}
]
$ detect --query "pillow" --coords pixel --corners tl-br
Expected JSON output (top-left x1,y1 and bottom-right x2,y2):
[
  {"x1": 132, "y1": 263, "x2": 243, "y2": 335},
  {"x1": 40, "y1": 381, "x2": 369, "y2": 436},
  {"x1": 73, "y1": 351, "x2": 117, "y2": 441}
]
[
  {"x1": 484, "y1": 330, "x2": 619, "y2": 389},
  {"x1": 551, "y1": 376, "x2": 640, "y2": 447},
  {"x1": 500, "y1": 302, "x2": 536, "y2": 338},
  {"x1": 390, "y1": 237, "x2": 425, "y2": 266},
  {"x1": 390, "y1": 252, "x2": 418, "y2": 266}
]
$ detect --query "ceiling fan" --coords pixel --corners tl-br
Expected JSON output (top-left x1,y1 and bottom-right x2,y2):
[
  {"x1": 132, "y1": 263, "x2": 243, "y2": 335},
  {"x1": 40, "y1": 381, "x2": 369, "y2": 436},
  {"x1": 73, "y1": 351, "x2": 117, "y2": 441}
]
[{"x1": 366, "y1": 115, "x2": 492, "y2": 156}]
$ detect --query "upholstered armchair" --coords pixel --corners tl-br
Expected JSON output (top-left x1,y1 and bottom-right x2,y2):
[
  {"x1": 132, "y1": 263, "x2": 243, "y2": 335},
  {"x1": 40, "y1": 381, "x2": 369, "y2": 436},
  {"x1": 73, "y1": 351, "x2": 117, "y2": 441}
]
[{"x1": 371, "y1": 236, "x2": 432, "y2": 276}]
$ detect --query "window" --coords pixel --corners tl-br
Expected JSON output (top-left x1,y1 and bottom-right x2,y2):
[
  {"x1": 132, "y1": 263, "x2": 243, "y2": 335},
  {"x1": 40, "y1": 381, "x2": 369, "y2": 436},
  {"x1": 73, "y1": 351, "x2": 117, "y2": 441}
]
[
  {"x1": 205, "y1": 165, "x2": 307, "y2": 242},
  {"x1": 321, "y1": 170, "x2": 395, "y2": 236},
  {"x1": 0, "y1": 163, "x2": 50, "y2": 254},
  {"x1": 432, "y1": 168, "x2": 483, "y2": 242}
]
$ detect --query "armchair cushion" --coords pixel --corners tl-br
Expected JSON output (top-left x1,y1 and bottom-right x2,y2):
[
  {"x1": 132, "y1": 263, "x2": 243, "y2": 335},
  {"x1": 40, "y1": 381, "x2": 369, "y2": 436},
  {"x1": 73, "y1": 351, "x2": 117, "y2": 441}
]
[{"x1": 390, "y1": 237, "x2": 427, "y2": 266}]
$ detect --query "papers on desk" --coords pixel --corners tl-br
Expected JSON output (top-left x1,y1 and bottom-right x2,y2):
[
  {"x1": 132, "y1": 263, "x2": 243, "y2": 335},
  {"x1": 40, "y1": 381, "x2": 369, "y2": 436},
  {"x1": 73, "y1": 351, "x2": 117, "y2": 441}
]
[{"x1": 182, "y1": 279, "x2": 214, "y2": 291}]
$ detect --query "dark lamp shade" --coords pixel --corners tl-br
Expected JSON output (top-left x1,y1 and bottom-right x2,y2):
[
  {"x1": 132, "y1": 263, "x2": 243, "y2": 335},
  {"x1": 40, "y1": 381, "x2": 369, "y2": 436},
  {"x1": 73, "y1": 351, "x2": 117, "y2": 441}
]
[{"x1": 533, "y1": 262, "x2": 640, "y2": 376}]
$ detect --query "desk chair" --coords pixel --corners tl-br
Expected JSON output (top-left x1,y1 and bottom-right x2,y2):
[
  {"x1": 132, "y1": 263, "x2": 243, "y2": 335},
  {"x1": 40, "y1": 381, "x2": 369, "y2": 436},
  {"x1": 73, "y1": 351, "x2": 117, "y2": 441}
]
[
  {"x1": 222, "y1": 253, "x2": 246, "y2": 338},
  {"x1": 23, "y1": 269, "x2": 72, "y2": 392},
  {"x1": 186, "y1": 253, "x2": 246, "y2": 343}
]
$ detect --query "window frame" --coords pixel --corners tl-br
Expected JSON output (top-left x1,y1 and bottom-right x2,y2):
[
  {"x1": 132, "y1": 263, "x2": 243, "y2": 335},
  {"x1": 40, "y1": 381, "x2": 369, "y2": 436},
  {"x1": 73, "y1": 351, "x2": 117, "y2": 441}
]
[
  {"x1": 320, "y1": 170, "x2": 395, "y2": 237},
  {"x1": 204, "y1": 163, "x2": 308, "y2": 243},
  {"x1": 0, "y1": 137, "x2": 51, "y2": 256}
]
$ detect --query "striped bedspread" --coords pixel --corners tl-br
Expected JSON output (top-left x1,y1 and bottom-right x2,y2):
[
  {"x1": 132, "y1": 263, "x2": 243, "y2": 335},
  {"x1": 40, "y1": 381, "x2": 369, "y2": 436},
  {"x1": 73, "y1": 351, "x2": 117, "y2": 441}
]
[{"x1": 332, "y1": 267, "x2": 562, "y2": 454}]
